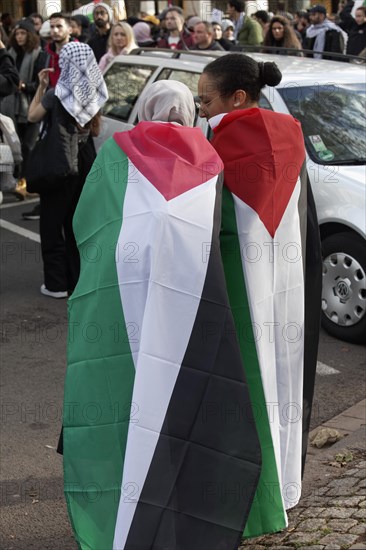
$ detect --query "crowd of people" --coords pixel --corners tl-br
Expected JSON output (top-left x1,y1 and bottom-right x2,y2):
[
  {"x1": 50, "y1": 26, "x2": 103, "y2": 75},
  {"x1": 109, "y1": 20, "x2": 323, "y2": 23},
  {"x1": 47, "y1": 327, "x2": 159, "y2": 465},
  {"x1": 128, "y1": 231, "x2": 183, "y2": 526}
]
[
  {"x1": 0, "y1": 0, "x2": 364, "y2": 297},
  {"x1": 0, "y1": 3, "x2": 341, "y2": 549}
]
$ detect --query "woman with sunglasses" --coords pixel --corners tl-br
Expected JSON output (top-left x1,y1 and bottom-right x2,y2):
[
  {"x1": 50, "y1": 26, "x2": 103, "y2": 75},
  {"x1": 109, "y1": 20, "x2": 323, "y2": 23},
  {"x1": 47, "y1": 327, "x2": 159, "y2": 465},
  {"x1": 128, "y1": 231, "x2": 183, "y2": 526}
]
[{"x1": 197, "y1": 53, "x2": 321, "y2": 539}]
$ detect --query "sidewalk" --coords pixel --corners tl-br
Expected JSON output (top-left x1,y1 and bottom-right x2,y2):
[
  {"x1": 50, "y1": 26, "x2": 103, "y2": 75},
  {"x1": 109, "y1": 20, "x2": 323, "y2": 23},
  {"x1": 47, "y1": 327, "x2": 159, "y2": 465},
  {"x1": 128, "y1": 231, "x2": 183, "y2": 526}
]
[{"x1": 240, "y1": 399, "x2": 366, "y2": 550}]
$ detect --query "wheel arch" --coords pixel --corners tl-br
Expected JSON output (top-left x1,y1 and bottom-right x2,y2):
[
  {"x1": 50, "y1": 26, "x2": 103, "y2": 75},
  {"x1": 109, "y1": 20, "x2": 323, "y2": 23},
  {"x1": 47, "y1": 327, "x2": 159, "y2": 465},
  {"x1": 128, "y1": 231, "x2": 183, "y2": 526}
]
[{"x1": 319, "y1": 222, "x2": 365, "y2": 244}]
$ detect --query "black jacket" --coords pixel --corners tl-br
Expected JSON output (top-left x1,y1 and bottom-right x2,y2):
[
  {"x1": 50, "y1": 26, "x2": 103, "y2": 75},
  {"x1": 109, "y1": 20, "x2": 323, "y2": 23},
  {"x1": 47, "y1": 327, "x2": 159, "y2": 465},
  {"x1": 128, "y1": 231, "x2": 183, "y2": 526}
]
[
  {"x1": 0, "y1": 48, "x2": 19, "y2": 97},
  {"x1": 346, "y1": 22, "x2": 366, "y2": 56}
]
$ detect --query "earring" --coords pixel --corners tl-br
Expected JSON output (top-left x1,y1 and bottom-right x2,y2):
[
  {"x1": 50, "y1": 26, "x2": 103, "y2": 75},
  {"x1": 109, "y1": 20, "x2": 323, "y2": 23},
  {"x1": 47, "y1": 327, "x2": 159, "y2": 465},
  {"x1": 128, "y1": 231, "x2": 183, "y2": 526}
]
[{"x1": 233, "y1": 102, "x2": 240, "y2": 106}]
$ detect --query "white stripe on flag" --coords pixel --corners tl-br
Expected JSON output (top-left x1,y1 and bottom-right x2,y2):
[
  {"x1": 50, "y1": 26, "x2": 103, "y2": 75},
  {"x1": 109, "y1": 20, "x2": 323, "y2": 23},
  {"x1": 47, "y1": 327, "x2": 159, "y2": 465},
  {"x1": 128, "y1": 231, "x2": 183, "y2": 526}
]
[
  {"x1": 233, "y1": 178, "x2": 304, "y2": 510},
  {"x1": 113, "y1": 161, "x2": 218, "y2": 549}
]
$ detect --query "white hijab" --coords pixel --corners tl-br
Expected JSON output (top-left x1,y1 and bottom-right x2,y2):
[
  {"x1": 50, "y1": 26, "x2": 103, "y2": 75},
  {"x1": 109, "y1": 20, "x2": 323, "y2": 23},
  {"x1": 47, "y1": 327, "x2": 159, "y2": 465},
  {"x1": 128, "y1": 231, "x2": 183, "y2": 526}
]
[
  {"x1": 55, "y1": 42, "x2": 109, "y2": 127},
  {"x1": 137, "y1": 80, "x2": 196, "y2": 127}
]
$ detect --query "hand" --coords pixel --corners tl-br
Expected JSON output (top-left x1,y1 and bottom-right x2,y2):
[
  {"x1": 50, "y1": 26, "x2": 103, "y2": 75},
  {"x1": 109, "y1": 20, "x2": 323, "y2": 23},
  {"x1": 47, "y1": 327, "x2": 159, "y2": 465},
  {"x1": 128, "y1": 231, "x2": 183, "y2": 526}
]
[
  {"x1": 38, "y1": 68, "x2": 54, "y2": 90},
  {"x1": 0, "y1": 39, "x2": 5, "y2": 49}
]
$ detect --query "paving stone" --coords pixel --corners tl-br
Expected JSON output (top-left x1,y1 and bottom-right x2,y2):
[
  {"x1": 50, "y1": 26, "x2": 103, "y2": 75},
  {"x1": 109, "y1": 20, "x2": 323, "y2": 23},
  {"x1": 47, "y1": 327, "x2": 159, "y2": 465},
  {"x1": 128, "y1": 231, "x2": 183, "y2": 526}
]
[
  {"x1": 318, "y1": 533, "x2": 358, "y2": 548},
  {"x1": 349, "y1": 544, "x2": 366, "y2": 550},
  {"x1": 357, "y1": 479, "x2": 366, "y2": 489},
  {"x1": 356, "y1": 488, "x2": 366, "y2": 496},
  {"x1": 287, "y1": 531, "x2": 324, "y2": 545},
  {"x1": 345, "y1": 469, "x2": 361, "y2": 477},
  {"x1": 327, "y1": 519, "x2": 358, "y2": 532},
  {"x1": 300, "y1": 507, "x2": 327, "y2": 518},
  {"x1": 328, "y1": 478, "x2": 359, "y2": 490},
  {"x1": 355, "y1": 461, "x2": 366, "y2": 469},
  {"x1": 318, "y1": 533, "x2": 359, "y2": 547},
  {"x1": 351, "y1": 509, "x2": 366, "y2": 520},
  {"x1": 327, "y1": 486, "x2": 359, "y2": 497},
  {"x1": 331, "y1": 496, "x2": 365, "y2": 507},
  {"x1": 319, "y1": 508, "x2": 356, "y2": 519},
  {"x1": 359, "y1": 500, "x2": 366, "y2": 508},
  {"x1": 353, "y1": 470, "x2": 366, "y2": 479},
  {"x1": 315, "y1": 487, "x2": 331, "y2": 496},
  {"x1": 297, "y1": 546, "x2": 325, "y2": 550},
  {"x1": 297, "y1": 518, "x2": 327, "y2": 532},
  {"x1": 349, "y1": 523, "x2": 366, "y2": 535}
]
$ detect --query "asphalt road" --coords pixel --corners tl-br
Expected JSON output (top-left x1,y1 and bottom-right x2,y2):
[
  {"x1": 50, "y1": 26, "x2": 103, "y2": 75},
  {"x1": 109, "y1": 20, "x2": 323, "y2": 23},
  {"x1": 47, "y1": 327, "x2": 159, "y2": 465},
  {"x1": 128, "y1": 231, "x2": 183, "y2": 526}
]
[{"x1": 1, "y1": 198, "x2": 365, "y2": 550}]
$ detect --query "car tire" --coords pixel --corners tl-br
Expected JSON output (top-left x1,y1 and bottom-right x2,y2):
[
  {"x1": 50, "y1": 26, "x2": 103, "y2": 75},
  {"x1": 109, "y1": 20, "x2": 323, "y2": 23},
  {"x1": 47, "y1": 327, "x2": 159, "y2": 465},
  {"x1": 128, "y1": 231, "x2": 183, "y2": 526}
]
[{"x1": 321, "y1": 232, "x2": 366, "y2": 344}]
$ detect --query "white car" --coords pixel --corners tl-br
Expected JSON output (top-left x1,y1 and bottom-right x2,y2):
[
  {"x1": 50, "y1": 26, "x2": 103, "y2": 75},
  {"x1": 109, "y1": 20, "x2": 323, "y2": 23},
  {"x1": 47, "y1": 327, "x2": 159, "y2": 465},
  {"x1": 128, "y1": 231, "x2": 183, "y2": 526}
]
[{"x1": 98, "y1": 50, "x2": 366, "y2": 344}]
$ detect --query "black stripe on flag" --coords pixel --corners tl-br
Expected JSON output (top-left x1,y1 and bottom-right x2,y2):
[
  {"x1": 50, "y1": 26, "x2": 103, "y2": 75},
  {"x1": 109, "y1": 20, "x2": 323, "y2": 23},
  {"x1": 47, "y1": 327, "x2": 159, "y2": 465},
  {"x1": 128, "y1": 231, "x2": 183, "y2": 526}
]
[{"x1": 124, "y1": 177, "x2": 262, "y2": 550}]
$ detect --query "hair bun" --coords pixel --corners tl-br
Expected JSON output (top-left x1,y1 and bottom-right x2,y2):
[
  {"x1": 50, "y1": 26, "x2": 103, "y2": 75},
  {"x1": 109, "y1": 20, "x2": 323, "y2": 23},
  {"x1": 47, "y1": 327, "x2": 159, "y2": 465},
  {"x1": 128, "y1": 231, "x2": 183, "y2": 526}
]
[{"x1": 259, "y1": 61, "x2": 282, "y2": 87}]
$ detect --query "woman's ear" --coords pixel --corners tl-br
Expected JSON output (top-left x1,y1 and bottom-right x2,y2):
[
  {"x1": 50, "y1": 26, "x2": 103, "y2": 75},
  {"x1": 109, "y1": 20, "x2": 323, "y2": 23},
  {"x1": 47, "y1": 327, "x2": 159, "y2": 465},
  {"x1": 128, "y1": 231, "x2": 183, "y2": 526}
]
[{"x1": 233, "y1": 89, "x2": 246, "y2": 107}]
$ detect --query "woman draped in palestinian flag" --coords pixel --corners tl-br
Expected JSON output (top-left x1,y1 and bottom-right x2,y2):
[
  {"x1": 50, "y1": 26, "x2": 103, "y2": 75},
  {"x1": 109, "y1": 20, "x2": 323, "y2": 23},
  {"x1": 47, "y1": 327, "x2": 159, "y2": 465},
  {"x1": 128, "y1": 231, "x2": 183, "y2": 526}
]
[
  {"x1": 63, "y1": 80, "x2": 262, "y2": 549},
  {"x1": 197, "y1": 54, "x2": 322, "y2": 539}
]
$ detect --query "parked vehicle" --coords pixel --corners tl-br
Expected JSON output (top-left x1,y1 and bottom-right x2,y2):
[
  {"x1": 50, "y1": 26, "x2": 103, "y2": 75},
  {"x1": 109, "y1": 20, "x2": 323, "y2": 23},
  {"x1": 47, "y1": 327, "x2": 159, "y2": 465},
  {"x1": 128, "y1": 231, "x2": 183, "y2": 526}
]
[{"x1": 98, "y1": 49, "x2": 366, "y2": 344}]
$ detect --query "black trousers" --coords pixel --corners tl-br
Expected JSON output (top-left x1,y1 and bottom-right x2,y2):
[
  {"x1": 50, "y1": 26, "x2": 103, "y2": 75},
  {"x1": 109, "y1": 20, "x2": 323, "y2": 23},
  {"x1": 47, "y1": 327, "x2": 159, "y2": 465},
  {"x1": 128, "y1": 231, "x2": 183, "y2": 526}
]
[
  {"x1": 39, "y1": 136, "x2": 96, "y2": 293},
  {"x1": 39, "y1": 175, "x2": 81, "y2": 293}
]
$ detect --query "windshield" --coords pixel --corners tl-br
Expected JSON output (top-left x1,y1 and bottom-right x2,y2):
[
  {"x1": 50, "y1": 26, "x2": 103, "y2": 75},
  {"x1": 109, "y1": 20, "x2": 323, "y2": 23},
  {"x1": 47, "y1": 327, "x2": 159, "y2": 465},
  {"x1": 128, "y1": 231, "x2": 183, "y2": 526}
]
[{"x1": 278, "y1": 84, "x2": 366, "y2": 165}]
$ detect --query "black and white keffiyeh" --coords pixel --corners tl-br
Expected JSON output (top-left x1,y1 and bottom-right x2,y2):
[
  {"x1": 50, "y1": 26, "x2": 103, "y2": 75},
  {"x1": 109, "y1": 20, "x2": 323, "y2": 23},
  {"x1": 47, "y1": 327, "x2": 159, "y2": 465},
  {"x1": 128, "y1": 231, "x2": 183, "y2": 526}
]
[{"x1": 55, "y1": 42, "x2": 109, "y2": 127}]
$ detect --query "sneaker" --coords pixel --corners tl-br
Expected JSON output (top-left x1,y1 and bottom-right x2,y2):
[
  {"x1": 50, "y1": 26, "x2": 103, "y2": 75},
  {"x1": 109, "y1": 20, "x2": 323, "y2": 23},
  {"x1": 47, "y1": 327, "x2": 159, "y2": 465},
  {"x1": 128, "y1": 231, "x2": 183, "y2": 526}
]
[
  {"x1": 22, "y1": 204, "x2": 40, "y2": 220},
  {"x1": 40, "y1": 284, "x2": 68, "y2": 299}
]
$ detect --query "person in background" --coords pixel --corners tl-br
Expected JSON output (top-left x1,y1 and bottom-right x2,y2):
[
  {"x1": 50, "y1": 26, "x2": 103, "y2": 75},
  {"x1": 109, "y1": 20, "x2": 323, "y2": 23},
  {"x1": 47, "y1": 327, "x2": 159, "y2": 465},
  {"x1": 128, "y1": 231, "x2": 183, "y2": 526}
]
[
  {"x1": 133, "y1": 21, "x2": 156, "y2": 47},
  {"x1": 252, "y1": 10, "x2": 270, "y2": 41},
  {"x1": 29, "y1": 12, "x2": 47, "y2": 48},
  {"x1": 212, "y1": 21, "x2": 234, "y2": 50},
  {"x1": 0, "y1": 37, "x2": 19, "y2": 95},
  {"x1": 0, "y1": 35, "x2": 20, "y2": 205},
  {"x1": 0, "y1": 13, "x2": 14, "y2": 41},
  {"x1": 0, "y1": 19, "x2": 47, "y2": 196},
  {"x1": 226, "y1": 0, "x2": 263, "y2": 46},
  {"x1": 338, "y1": 0, "x2": 355, "y2": 32},
  {"x1": 263, "y1": 15, "x2": 303, "y2": 55},
  {"x1": 45, "y1": 13, "x2": 72, "y2": 88},
  {"x1": 99, "y1": 22, "x2": 137, "y2": 73},
  {"x1": 221, "y1": 19, "x2": 236, "y2": 43},
  {"x1": 27, "y1": 42, "x2": 108, "y2": 298},
  {"x1": 22, "y1": 12, "x2": 72, "y2": 221},
  {"x1": 346, "y1": 6, "x2": 366, "y2": 56},
  {"x1": 190, "y1": 21, "x2": 225, "y2": 51},
  {"x1": 39, "y1": 20, "x2": 52, "y2": 46},
  {"x1": 88, "y1": 2, "x2": 113, "y2": 62},
  {"x1": 294, "y1": 11, "x2": 310, "y2": 47},
  {"x1": 186, "y1": 15, "x2": 201, "y2": 33},
  {"x1": 305, "y1": 4, "x2": 346, "y2": 59},
  {"x1": 70, "y1": 14, "x2": 90, "y2": 43},
  {"x1": 157, "y1": 7, "x2": 194, "y2": 50}
]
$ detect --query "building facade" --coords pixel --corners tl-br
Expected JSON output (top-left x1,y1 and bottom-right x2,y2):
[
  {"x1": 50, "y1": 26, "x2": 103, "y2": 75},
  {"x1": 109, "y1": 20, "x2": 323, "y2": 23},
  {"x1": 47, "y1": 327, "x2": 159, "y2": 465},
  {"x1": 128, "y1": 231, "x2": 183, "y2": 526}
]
[{"x1": 0, "y1": 0, "x2": 339, "y2": 21}]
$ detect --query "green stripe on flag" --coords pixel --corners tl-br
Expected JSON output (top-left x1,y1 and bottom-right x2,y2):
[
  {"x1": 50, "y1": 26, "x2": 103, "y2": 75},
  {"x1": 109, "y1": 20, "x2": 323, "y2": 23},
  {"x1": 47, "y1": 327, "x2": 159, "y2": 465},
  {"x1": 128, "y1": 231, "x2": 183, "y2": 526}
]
[
  {"x1": 220, "y1": 187, "x2": 286, "y2": 538},
  {"x1": 63, "y1": 138, "x2": 135, "y2": 549}
]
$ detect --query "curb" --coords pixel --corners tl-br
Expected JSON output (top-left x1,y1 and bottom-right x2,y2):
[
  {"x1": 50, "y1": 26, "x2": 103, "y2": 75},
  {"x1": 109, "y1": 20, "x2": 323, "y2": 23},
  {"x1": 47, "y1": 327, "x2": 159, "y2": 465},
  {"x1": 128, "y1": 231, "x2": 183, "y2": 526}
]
[{"x1": 307, "y1": 399, "x2": 366, "y2": 459}]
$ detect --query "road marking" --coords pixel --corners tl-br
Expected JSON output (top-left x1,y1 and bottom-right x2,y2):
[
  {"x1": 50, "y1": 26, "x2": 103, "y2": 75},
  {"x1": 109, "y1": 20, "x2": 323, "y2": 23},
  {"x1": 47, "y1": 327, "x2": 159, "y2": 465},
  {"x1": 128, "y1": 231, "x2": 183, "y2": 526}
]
[
  {"x1": 316, "y1": 361, "x2": 341, "y2": 375},
  {"x1": 0, "y1": 219, "x2": 40, "y2": 243},
  {"x1": 0, "y1": 198, "x2": 39, "y2": 209}
]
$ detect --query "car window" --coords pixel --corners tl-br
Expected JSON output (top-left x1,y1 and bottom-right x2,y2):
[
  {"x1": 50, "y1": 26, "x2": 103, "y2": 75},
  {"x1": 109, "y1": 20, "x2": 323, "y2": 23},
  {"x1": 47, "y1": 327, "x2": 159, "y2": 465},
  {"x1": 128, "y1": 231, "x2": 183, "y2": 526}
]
[
  {"x1": 278, "y1": 84, "x2": 366, "y2": 164},
  {"x1": 155, "y1": 68, "x2": 201, "y2": 97},
  {"x1": 258, "y1": 93, "x2": 273, "y2": 110},
  {"x1": 102, "y1": 63, "x2": 155, "y2": 121}
]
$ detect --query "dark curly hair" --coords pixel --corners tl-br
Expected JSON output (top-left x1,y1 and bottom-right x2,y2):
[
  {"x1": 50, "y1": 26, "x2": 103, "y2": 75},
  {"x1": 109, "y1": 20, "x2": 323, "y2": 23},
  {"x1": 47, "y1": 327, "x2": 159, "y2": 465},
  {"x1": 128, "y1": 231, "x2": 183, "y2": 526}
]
[
  {"x1": 9, "y1": 27, "x2": 40, "y2": 53},
  {"x1": 264, "y1": 15, "x2": 302, "y2": 50},
  {"x1": 203, "y1": 53, "x2": 282, "y2": 102}
]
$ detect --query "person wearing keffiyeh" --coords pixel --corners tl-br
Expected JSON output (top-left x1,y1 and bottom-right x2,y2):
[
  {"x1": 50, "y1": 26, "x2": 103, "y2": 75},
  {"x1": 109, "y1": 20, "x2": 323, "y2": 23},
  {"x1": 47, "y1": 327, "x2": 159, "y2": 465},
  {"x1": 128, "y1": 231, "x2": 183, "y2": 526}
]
[{"x1": 28, "y1": 42, "x2": 108, "y2": 298}]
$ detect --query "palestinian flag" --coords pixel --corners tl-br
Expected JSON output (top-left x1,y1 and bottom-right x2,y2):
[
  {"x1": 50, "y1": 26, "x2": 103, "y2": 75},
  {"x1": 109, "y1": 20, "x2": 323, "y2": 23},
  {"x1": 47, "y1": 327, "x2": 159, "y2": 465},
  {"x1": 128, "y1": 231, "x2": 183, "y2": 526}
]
[
  {"x1": 63, "y1": 122, "x2": 262, "y2": 550},
  {"x1": 211, "y1": 108, "x2": 320, "y2": 538}
]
